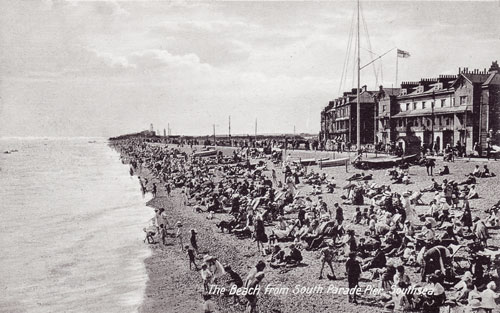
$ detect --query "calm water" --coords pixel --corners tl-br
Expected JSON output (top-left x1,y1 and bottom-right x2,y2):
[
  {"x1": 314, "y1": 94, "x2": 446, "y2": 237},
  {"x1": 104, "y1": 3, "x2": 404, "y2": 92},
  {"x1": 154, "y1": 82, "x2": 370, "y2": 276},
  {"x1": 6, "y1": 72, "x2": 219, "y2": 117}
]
[{"x1": 0, "y1": 138, "x2": 152, "y2": 313}]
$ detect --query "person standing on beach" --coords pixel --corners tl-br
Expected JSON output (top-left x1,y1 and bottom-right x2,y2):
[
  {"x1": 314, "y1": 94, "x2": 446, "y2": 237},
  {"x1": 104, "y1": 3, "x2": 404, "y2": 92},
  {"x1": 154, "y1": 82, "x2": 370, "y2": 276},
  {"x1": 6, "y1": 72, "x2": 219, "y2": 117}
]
[
  {"x1": 165, "y1": 182, "x2": 171, "y2": 197},
  {"x1": 271, "y1": 169, "x2": 277, "y2": 186},
  {"x1": 152, "y1": 183, "x2": 157, "y2": 197},
  {"x1": 190, "y1": 229, "x2": 199, "y2": 254},
  {"x1": 425, "y1": 157, "x2": 435, "y2": 176},
  {"x1": 319, "y1": 243, "x2": 336, "y2": 280},
  {"x1": 186, "y1": 246, "x2": 198, "y2": 270},
  {"x1": 159, "y1": 224, "x2": 168, "y2": 246},
  {"x1": 254, "y1": 215, "x2": 268, "y2": 257},
  {"x1": 346, "y1": 252, "x2": 361, "y2": 304},
  {"x1": 245, "y1": 272, "x2": 264, "y2": 313},
  {"x1": 176, "y1": 221, "x2": 184, "y2": 251},
  {"x1": 139, "y1": 177, "x2": 146, "y2": 196},
  {"x1": 224, "y1": 265, "x2": 244, "y2": 304},
  {"x1": 200, "y1": 264, "x2": 213, "y2": 292}
]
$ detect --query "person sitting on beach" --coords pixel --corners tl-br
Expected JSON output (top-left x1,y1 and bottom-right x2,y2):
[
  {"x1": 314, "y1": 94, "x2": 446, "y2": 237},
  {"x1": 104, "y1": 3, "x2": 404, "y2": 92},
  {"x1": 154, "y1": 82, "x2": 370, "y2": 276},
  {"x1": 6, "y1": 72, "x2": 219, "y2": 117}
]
[
  {"x1": 481, "y1": 165, "x2": 495, "y2": 178},
  {"x1": 352, "y1": 207, "x2": 362, "y2": 224},
  {"x1": 486, "y1": 210, "x2": 499, "y2": 227},
  {"x1": 418, "y1": 222, "x2": 436, "y2": 243},
  {"x1": 473, "y1": 217, "x2": 489, "y2": 247},
  {"x1": 439, "y1": 165, "x2": 450, "y2": 176},
  {"x1": 421, "y1": 179, "x2": 440, "y2": 193},
  {"x1": 459, "y1": 174, "x2": 476, "y2": 186},
  {"x1": 362, "y1": 246, "x2": 387, "y2": 272},
  {"x1": 480, "y1": 281, "x2": 500, "y2": 313},
  {"x1": 472, "y1": 165, "x2": 481, "y2": 177},
  {"x1": 284, "y1": 244, "x2": 303, "y2": 265},
  {"x1": 268, "y1": 245, "x2": 286, "y2": 267},
  {"x1": 465, "y1": 185, "x2": 478, "y2": 200}
]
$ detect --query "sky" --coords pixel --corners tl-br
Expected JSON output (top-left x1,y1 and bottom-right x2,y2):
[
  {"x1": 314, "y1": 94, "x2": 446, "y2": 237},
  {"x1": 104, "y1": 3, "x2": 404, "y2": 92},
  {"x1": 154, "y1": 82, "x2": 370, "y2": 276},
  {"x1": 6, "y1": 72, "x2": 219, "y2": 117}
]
[{"x1": 0, "y1": 1, "x2": 499, "y2": 138}]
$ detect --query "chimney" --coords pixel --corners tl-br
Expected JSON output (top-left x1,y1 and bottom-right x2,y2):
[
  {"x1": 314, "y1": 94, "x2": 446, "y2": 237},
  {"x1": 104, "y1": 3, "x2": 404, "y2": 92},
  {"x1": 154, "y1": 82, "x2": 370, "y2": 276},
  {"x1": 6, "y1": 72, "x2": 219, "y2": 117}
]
[{"x1": 362, "y1": 85, "x2": 367, "y2": 92}]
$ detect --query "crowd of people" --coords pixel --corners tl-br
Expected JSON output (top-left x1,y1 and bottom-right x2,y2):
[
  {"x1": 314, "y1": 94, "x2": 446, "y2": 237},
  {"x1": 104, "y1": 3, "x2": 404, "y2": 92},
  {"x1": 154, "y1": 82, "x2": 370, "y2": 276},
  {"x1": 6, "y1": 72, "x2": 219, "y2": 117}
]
[{"x1": 112, "y1": 138, "x2": 500, "y2": 313}]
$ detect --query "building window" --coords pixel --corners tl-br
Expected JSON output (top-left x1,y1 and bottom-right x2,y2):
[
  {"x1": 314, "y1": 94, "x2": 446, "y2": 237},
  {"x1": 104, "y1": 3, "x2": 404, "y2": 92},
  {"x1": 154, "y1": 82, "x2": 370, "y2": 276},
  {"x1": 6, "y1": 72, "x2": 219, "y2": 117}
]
[
  {"x1": 441, "y1": 99, "x2": 446, "y2": 107},
  {"x1": 406, "y1": 103, "x2": 410, "y2": 111},
  {"x1": 431, "y1": 101, "x2": 434, "y2": 108},
  {"x1": 413, "y1": 102, "x2": 417, "y2": 110},
  {"x1": 460, "y1": 96, "x2": 467, "y2": 105},
  {"x1": 422, "y1": 101, "x2": 426, "y2": 109},
  {"x1": 382, "y1": 105, "x2": 387, "y2": 112},
  {"x1": 452, "y1": 98, "x2": 456, "y2": 106},
  {"x1": 427, "y1": 119, "x2": 431, "y2": 127}
]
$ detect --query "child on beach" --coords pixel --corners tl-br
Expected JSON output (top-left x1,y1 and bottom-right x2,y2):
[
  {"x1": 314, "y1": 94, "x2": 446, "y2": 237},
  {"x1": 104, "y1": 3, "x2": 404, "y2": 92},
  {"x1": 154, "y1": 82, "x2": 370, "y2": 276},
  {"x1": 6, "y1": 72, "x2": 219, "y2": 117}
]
[
  {"x1": 186, "y1": 246, "x2": 198, "y2": 270},
  {"x1": 190, "y1": 229, "x2": 199, "y2": 253},
  {"x1": 159, "y1": 224, "x2": 168, "y2": 246},
  {"x1": 346, "y1": 252, "x2": 362, "y2": 304},
  {"x1": 176, "y1": 221, "x2": 184, "y2": 251},
  {"x1": 352, "y1": 207, "x2": 362, "y2": 224},
  {"x1": 319, "y1": 243, "x2": 336, "y2": 280},
  {"x1": 201, "y1": 294, "x2": 218, "y2": 313},
  {"x1": 200, "y1": 264, "x2": 213, "y2": 292}
]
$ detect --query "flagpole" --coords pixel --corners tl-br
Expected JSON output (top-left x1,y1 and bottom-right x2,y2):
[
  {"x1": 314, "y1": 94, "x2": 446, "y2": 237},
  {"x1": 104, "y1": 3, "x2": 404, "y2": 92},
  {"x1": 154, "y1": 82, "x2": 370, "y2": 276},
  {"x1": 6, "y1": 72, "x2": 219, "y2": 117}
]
[
  {"x1": 356, "y1": 0, "x2": 361, "y2": 150},
  {"x1": 395, "y1": 50, "x2": 399, "y2": 87}
]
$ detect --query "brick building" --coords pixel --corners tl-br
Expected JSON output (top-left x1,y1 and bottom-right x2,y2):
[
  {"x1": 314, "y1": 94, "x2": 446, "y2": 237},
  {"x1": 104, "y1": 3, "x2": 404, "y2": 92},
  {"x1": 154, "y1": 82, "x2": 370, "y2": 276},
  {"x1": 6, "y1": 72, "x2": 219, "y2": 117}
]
[
  {"x1": 381, "y1": 61, "x2": 500, "y2": 154},
  {"x1": 321, "y1": 61, "x2": 500, "y2": 153},
  {"x1": 374, "y1": 86, "x2": 400, "y2": 145},
  {"x1": 320, "y1": 86, "x2": 377, "y2": 148}
]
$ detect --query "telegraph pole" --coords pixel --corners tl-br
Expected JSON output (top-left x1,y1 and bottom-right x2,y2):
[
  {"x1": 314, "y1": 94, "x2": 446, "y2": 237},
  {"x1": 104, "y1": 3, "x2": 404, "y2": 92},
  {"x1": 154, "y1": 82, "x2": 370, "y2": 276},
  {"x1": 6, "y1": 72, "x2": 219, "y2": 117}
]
[
  {"x1": 213, "y1": 124, "x2": 216, "y2": 146},
  {"x1": 255, "y1": 118, "x2": 257, "y2": 140}
]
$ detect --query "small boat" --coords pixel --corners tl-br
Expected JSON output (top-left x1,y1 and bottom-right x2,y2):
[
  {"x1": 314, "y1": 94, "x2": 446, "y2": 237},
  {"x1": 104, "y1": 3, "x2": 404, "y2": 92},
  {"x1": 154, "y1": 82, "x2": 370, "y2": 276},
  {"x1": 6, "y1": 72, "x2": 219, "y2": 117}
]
[
  {"x1": 193, "y1": 150, "x2": 218, "y2": 157},
  {"x1": 354, "y1": 154, "x2": 419, "y2": 169},
  {"x1": 294, "y1": 157, "x2": 330, "y2": 166},
  {"x1": 297, "y1": 158, "x2": 316, "y2": 166},
  {"x1": 318, "y1": 157, "x2": 349, "y2": 168}
]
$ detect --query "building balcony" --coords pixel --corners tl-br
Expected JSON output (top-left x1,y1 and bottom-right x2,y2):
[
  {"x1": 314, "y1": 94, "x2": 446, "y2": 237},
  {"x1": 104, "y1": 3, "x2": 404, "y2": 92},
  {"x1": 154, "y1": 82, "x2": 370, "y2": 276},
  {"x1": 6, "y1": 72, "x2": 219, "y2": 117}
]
[
  {"x1": 333, "y1": 128, "x2": 349, "y2": 133},
  {"x1": 335, "y1": 116, "x2": 350, "y2": 121}
]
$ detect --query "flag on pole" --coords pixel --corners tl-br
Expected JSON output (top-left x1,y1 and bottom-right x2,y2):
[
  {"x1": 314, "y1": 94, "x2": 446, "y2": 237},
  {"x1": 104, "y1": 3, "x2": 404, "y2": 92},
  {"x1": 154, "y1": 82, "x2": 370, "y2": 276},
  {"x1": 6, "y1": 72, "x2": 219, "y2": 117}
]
[{"x1": 397, "y1": 49, "x2": 410, "y2": 58}]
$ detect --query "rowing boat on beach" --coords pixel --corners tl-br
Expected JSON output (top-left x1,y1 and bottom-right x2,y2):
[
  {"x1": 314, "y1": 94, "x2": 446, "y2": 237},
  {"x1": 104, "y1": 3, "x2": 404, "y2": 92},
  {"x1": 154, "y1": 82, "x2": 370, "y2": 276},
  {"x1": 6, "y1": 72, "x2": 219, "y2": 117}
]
[
  {"x1": 354, "y1": 154, "x2": 419, "y2": 169},
  {"x1": 295, "y1": 157, "x2": 330, "y2": 166},
  {"x1": 193, "y1": 150, "x2": 218, "y2": 157},
  {"x1": 318, "y1": 157, "x2": 349, "y2": 168}
]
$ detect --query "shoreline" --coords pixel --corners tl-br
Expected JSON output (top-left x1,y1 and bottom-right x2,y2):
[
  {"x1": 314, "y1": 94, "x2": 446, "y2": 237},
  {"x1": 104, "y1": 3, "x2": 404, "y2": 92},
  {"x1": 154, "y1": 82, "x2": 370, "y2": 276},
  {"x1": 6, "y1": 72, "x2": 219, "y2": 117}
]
[{"x1": 121, "y1": 144, "x2": 500, "y2": 313}]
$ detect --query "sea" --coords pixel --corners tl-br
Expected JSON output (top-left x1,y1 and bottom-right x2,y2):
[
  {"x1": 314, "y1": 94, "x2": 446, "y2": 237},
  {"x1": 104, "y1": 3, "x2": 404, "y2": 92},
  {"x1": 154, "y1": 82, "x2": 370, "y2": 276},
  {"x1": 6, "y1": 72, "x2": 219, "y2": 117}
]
[{"x1": 0, "y1": 138, "x2": 153, "y2": 313}]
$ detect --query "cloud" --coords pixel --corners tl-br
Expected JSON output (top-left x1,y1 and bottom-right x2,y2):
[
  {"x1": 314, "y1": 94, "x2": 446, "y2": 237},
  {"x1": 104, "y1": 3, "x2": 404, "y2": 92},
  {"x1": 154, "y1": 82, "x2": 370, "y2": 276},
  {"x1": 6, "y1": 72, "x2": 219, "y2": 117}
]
[{"x1": 92, "y1": 1, "x2": 130, "y2": 16}]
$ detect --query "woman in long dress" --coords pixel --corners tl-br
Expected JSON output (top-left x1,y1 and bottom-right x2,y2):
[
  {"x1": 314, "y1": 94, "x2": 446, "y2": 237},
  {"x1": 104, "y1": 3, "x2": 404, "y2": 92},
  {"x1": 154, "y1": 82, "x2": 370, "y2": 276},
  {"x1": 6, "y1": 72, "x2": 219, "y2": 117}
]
[
  {"x1": 254, "y1": 215, "x2": 268, "y2": 256},
  {"x1": 402, "y1": 193, "x2": 418, "y2": 225}
]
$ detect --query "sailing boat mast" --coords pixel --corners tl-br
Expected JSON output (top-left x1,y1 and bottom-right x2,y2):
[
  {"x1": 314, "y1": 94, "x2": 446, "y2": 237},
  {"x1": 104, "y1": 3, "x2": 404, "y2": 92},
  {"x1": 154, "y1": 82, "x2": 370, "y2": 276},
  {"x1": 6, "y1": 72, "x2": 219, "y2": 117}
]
[{"x1": 356, "y1": 0, "x2": 361, "y2": 150}]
